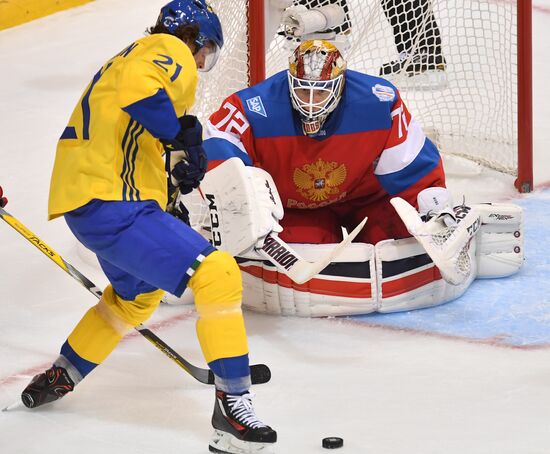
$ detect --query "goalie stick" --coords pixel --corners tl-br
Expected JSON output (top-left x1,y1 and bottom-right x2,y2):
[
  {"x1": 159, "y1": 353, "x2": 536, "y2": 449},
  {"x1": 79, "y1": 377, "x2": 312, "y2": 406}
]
[
  {"x1": 256, "y1": 217, "x2": 368, "y2": 284},
  {"x1": 0, "y1": 205, "x2": 270, "y2": 386}
]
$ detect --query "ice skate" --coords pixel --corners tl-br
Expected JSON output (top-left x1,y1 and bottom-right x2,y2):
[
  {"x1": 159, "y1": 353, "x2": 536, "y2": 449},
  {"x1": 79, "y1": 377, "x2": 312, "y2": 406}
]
[
  {"x1": 21, "y1": 365, "x2": 75, "y2": 409},
  {"x1": 209, "y1": 390, "x2": 276, "y2": 453},
  {"x1": 379, "y1": 51, "x2": 447, "y2": 89}
]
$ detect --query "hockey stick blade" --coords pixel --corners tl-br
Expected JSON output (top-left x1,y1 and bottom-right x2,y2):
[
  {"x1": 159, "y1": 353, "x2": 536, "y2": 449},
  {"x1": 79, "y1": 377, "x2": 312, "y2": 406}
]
[
  {"x1": 0, "y1": 206, "x2": 270, "y2": 386},
  {"x1": 207, "y1": 364, "x2": 271, "y2": 386},
  {"x1": 257, "y1": 216, "x2": 368, "y2": 284}
]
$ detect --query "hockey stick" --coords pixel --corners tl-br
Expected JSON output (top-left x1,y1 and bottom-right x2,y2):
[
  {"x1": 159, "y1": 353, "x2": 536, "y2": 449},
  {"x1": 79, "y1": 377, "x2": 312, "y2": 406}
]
[
  {"x1": 256, "y1": 216, "x2": 368, "y2": 284},
  {"x1": 0, "y1": 206, "x2": 271, "y2": 386}
]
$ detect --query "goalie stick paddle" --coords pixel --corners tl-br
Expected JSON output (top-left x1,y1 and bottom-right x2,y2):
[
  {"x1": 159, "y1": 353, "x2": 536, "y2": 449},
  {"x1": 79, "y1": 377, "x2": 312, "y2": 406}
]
[
  {"x1": 257, "y1": 216, "x2": 368, "y2": 284},
  {"x1": 390, "y1": 197, "x2": 481, "y2": 285},
  {"x1": 0, "y1": 206, "x2": 270, "y2": 386}
]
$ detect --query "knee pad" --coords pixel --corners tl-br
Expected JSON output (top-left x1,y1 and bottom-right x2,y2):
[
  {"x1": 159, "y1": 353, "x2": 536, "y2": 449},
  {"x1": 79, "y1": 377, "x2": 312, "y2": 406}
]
[
  {"x1": 98, "y1": 284, "x2": 165, "y2": 329},
  {"x1": 188, "y1": 250, "x2": 243, "y2": 316}
]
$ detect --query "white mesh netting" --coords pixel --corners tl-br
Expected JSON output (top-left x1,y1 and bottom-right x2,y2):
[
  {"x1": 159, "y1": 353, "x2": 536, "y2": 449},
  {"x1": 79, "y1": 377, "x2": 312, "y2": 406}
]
[
  {"x1": 193, "y1": 0, "x2": 519, "y2": 175},
  {"x1": 187, "y1": 0, "x2": 520, "y2": 230}
]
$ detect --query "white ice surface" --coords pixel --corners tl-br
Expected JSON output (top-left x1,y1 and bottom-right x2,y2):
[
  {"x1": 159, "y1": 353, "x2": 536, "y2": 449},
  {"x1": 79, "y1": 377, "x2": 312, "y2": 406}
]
[{"x1": 1, "y1": 1, "x2": 550, "y2": 453}]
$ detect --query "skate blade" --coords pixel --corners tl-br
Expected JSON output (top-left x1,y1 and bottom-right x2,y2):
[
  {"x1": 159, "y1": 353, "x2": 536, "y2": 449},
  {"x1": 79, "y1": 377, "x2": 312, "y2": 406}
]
[
  {"x1": 386, "y1": 69, "x2": 448, "y2": 91},
  {"x1": 209, "y1": 429, "x2": 275, "y2": 453},
  {"x1": 2, "y1": 401, "x2": 24, "y2": 412}
]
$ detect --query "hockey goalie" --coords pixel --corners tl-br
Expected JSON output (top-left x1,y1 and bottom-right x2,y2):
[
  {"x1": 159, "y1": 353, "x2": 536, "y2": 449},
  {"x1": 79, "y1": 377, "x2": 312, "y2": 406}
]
[{"x1": 174, "y1": 39, "x2": 523, "y2": 317}]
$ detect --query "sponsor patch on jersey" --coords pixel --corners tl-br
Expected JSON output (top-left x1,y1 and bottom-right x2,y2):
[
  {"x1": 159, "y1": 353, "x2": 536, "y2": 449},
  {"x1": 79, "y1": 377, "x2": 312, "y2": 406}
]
[
  {"x1": 372, "y1": 84, "x2": 395, "y2": 102},
  {"x1": 245, "y1": 96, "x2": 267, "y2": 117}
]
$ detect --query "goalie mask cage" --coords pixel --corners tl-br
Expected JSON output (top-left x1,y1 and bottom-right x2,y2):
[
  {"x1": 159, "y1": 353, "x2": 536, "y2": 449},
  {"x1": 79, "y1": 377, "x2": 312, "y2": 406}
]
[{"x1": 193, "y1": 0, "x2": 532, "y2": 192}]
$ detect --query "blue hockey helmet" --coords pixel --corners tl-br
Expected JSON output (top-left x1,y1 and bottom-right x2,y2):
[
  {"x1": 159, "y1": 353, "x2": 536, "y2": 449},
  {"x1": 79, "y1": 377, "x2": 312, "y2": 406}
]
[{"x1": 157, "y1": 0, "x2": 223, "y2": 71}]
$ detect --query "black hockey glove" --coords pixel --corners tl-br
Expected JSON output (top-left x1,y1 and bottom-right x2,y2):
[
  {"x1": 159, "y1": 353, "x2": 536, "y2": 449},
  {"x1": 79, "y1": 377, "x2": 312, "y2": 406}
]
[
  {"x1": 162, "y1": 115, "x2": 208, "y2": 195},
  {"x1": 0, "y1": 186, "x2": 7, "y2": 208}
]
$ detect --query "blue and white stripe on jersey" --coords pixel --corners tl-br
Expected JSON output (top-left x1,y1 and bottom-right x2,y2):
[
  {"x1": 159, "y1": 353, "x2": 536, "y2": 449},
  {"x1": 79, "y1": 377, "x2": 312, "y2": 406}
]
[
  {"x1": 204, "y1": 121, "x2": 253, "y2": 165},
  {"x1": 374, "y1": 119, "x2": 441, "y2": 195}
]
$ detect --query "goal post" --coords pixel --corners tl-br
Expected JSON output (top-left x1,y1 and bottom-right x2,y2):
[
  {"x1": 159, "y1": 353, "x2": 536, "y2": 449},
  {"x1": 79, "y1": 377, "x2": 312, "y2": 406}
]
[
  {"x1": 248, "y1": 0, "x2": 266, "y2": 86},
  {"x1": 194, "y1": 0, "x2": 533, "y2": 192},
  {"x1": 517, "y1": 0, "x2": 533, "y2": 193}
]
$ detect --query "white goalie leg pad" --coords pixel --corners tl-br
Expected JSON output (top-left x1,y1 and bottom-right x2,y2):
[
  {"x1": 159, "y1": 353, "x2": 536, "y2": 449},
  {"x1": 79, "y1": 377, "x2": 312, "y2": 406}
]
[
  {"x1": 238, "y1": 243, "x2": 377, "y2": 317},
  {"x1": 375, "y1": 237, "x2": 475, "y2": 313},
  {"x1": 197, "y1": 157, "x2": 283, "y2": 256},
  {"x1": 374, "y1": 203, "x2": 523, "y2": 313},
  {"x1": 474, "y1": 203, "x2": 524, "y2": 278}
]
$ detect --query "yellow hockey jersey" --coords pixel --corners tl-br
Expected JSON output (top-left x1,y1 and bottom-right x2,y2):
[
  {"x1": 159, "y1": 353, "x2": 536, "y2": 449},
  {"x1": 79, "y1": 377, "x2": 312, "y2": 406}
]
[{"x1": 48, "y1": 33, "x2": 198, "y2": 220}]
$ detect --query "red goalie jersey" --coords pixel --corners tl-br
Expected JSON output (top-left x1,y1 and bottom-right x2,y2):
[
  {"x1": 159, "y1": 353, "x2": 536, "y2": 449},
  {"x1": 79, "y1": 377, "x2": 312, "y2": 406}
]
[{"x1": 203, "y1": 69, "x2": 446, "y2": 245}]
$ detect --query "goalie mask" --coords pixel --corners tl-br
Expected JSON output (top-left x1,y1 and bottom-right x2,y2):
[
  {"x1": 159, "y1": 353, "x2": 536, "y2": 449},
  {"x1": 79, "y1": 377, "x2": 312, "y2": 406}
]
[
  {"x1": 288, "y1": 40, "x2": 346, "y2": 136},
  {"x1": 157, "y1": 0, "x2": 223, "y2": 72}
]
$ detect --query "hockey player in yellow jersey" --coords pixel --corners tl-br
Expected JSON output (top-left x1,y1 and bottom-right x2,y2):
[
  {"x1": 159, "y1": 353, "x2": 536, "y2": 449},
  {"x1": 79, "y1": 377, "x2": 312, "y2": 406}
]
[{"x1": 21, "y1": 2, "x2": 276, "y2": 452}]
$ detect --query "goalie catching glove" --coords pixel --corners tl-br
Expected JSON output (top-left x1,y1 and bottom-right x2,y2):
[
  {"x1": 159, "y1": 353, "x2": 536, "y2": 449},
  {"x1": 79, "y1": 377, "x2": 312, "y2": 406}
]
[
  {"x1": 417, "y1": 186, "x2": 456, "y2": 225},
  {"x1": 392, "y1": 187, "x2": 480, "y2": 286},
  {"x1": 162, "y1": 115, "x2": 207, "y2": 195}
]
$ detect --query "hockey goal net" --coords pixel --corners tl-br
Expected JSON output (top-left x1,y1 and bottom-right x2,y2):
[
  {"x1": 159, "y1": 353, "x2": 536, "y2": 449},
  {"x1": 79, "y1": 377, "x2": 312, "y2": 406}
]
[{"x1": 192, "y1": 0, "x2": 532, "y2": 193}]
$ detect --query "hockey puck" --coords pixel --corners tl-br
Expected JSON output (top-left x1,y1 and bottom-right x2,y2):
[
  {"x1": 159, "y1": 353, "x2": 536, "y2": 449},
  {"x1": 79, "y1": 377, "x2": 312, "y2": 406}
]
[{"x1": 322, "y1": 437, "x2": 344, "y2": 449}]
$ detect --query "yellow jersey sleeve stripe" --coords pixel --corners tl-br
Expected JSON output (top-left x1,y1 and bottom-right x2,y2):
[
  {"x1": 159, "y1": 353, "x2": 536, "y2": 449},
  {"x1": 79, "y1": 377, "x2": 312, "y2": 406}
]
[{"x1": 121, "y1": 120, "x2": 146, "y2": 202}]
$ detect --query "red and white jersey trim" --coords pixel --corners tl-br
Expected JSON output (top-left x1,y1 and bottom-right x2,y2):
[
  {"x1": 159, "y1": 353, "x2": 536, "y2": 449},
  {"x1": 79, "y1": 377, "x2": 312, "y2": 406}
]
[{"x1": 204, "y1": 120, "x2": 249, "y2": 156}]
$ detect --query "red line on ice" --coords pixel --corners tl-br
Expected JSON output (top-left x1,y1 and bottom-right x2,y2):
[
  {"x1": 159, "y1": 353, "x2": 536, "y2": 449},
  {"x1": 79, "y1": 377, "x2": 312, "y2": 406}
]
[
  {"x1": 534, "y1": 3, "x2": 550, "y2": 14},
  {"x1": 0, "y1": 309, "x2": 195, "y2": 387},
  {"x1": 330, "y1": 318, "x2": 550, "y2": 351}
]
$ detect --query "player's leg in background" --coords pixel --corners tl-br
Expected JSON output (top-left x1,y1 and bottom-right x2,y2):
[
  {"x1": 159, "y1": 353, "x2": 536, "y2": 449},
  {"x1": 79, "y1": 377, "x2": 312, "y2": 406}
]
[
  {"x1": 295, "y1": 0, "x2": 352, "y2": 34},
  {"x1": 379, "y1": 0, "x2": 446, "y2": 77},
  {"x1": 21, "y1": 280, "x2": 165, "y2": 407}
]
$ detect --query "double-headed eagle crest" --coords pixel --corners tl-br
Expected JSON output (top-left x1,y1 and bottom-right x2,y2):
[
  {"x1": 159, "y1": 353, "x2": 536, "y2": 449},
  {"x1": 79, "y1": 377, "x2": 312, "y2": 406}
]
[{"x1": 293, "y1": 159, "x2": 347, "y2": 202}]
